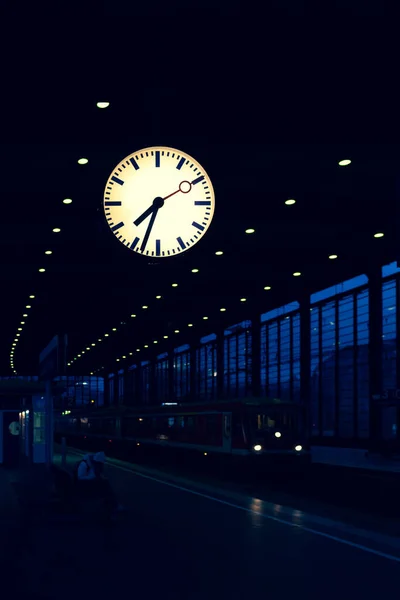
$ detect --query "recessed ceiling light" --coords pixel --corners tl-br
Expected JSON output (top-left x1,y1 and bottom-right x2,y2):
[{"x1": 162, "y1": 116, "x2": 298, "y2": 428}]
[
  {"x1": 18, "y1": 328, "x2": 22, "y2": 331},
  {"x1": 91, "y1": 343, "x2": 95, "y2": 346},
  {"x1": 174, "y1": 329, "x2": 179, "y2": 333},
  {"x1": 156, "y1": 295, "x2": 162, "y2": 299},
  {"x1": 153, "y1": 340, "x2": 158, "y2": 344},
  {"x1": 122, "y1": 355, "x2": 126, "y2": 359},
  {"x1": 97, "y1": 102, "x2": 110, "y2": 109},
  {"x1": 285, "y1": 199, "x2": 296, "y2": 205},
  {"x1": 329, "y1": 254, "x2": 338, "y2": 259},
  {"x1": 163, "y1": 335, "x2": 168, "y2": 339},
  {"x1": 191, "y1": 268, "x2": 199, "y2": 273},
  {"x1": 142, "y1": 305, "x2": 148, "y2": 309},
  {"x1": 374, "y1": 232, "x2": 384, "y2": 238},
  {"x1": 131, "y1": 314, "x2": 136, "y2": 318},
  {"x1": 144, "y1": 344, "x2": 149, "y2": 348},
  {"x1": 338, "y1": 159, "x2": 351, "y2": 166},
  {"x1": 81, "y1": 351, "x2": 85, "y2": 354},
  {"x1": 98, "y1": 338, "x2": 102, "y2": 342},
  {"x1": 203, "y1": 316, "x2": 208, "y2": 320},
  {"x1": 104, "y1": 333, "x2": 109, "y2": 337},
  {"x1": 215, "y1": 250, "x2": 223, "y2": 255},
  {"x1": 136, "y1": 348, "x2": 140, "y2": 352},
  {"x1": 77, "y1": 158, "x2": 88, "y2": 165},
  {"x1": 29, "y1": 295, "x2": 35, "y2": 299},
  {"x1": 26, "y1": 305, "x2": 31, "y2": 309},
  {"x1": 240, "y1": 298, "x2": 247, "y2": 302},
  {"x1": 245, "y1": 228, "x2": 255, "y2": 234},
  {"x1": 188, "y1": 323, "x2": 193, "y2": 327},
  {"x1": 45, "y1": 250, "x2": 52, "y2": 255},
  {"x1": 220, "y1": 308, "x2": 226, "y2": 312},
  {"x1": 86, "y1": 347, "x2": 90, "y2": 350},
  {"x1": 172, "y1": 283, "x2": 178, "y2": 287},
  {"x1": 38, "y1": 268, "x2": 45, "y2": 273},
  {"x1": 264, "y1": 286, "x2": 271, "y2": 290},
  {"x1": 112, "y1": 328, "x2": 117, "y2": 331},
  {"x1": 293, "y1": 272, "x2": 301, "y2": 277},
  {"x1": 63, "y1": 198, "x2": 72, "y2": 204},
  {"x1": 23, "y1": 314, "x2": 28, "y2": 317},
  {"x1": 20, "y1": 321, "x2": 25, "y2": 325},
  {"x1": 52, "y1": 228, "x2": 61, "y2": 233},
  {"x1": 77, "y1": 354, "x2": 81, "y2": 357},
  {"x1": 116, "y1": 358, "x2": 120, "y2": 362}
]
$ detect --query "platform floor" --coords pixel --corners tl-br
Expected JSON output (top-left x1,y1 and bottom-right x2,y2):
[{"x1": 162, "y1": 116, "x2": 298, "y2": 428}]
[
  {"x1": 4, "y1": 452, "x2": 400, "y2": 599},
  {"x1": 312, "y1": 446, "x2": 400, "y2": 472}
]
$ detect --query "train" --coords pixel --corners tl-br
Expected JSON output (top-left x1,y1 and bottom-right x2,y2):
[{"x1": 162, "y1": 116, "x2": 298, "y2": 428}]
[{"x1": 54, "y1": 397, "x2": 311, "y2": 473}]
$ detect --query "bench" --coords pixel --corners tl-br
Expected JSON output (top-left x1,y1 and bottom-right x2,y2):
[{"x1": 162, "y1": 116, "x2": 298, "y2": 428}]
[{"x1": 50, "y1": 464, "x2": 111, "y2": 522}]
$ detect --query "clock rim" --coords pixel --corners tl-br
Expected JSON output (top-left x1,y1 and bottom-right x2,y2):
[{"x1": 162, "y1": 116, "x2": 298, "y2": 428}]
[{"x1": 103, "y1": 145, "x2": 215, "y2": 258}]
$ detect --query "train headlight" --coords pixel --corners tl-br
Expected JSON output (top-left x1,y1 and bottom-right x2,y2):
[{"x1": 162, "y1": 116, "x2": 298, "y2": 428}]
[
  {"x1": 295, "y1": 445, "x2": 302, "y2": 452},
  {"x1": 253, "y1": 444, "x2": 262, "y2": 452},
  {"x1": 274, "y1": 431, "x2": 281, "y2": 438}
]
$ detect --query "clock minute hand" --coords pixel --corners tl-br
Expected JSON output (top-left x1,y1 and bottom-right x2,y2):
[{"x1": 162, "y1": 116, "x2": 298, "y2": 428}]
[{"x1": 140, "y1": 206, "x2": 159, "y2": 252}]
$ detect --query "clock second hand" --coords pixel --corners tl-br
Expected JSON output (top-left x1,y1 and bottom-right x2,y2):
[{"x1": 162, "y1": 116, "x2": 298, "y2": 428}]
[
  {"x1": 163, "y1": 180, "x2": 192, "y2": 199},
  {"x1": 133, "y1": 181, "x2": 193, "y2": 228}
]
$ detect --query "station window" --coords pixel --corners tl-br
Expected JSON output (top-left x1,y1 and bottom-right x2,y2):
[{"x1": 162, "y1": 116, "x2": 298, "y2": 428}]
[
  {"x1": 196, "y1": 340, "x2": 217, "y2": 401},
  {"x1": 141, "y1": 362, "x2": 151, "y2": 405},
  {"x1": 310, "y1": 282, "x2": 369, "y2": 440},
  {"x1": 155, "y1": 359, "x2": 169, "y2": 404},
  {"x1": 224, "y1": 321, "x2": 252, "y2": 398},
  {"x1": 174, "y1": 351, "x2": 190, "y2": 400},
  {"x1": 382, "y1": 276, "x2": 397, "y2": 390},
  {"x1": 260, "y1": 303, "x2": 300, "y2": 402}
]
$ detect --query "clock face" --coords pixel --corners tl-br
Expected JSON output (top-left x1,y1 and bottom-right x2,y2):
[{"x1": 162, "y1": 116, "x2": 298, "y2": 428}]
[{"x1": 103, "y1": 146, "x2": 215, "y2": 257}]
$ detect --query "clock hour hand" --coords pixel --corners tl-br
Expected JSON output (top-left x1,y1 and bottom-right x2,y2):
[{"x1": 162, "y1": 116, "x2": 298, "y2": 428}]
[
  {"x1": 134, "y1": 205, "x2": 155, "y2": 227},
  {"x1": 134, "y1": 196, "x2": 165, "y2": 227}
]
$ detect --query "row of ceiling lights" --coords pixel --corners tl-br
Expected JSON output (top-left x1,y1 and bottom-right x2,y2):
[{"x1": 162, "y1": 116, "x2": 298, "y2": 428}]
[
  {"x1": 8, "y1": 121, "x2": 384, "y2": 373},
  {"x1": 13, "y1": 218, "x2": 385, "y2": 374},
  {"x1": 9, "y1": 101, "x2": 112, "y2": 371},
  {"x1": 67, "y1": 242, "x2": 354, "y2": 371}
]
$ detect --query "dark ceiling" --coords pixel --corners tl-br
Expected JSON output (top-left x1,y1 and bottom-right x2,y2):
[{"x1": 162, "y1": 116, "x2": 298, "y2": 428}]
[{"x1": 0, "y1": 87, "x2": 397, "y2": 376}]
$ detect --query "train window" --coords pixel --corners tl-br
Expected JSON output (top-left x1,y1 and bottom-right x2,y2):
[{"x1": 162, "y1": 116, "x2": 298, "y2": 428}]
[
  {"x1": 168, "y1": 417, "x2": 175, "y2": 427},
  {"x1": 254, "y1": 412, "x2": 297, "y2": 431}
]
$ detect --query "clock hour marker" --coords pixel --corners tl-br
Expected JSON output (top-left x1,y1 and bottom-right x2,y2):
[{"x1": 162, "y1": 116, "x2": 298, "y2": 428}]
[
  {"x1": 177, "y1": 237, "x2": 186, "y2": 249},
  {"x1": 191, "y1": 175, "x2": 204, "y2": 185},
  {"x1": 130, "y1": 157, "x2": 140, "y2": 170},
  {"x1": 155, "y1": 239, "x2": 161, "y2": 256},
  {"x1": 105, "y1": 201, "x2": 122, "y2": 206},
  {"x1": 194, "y1": 201, "x2": 211, "y2": 206},
  {"x1": 155, "y1": 151, "x2": 160, "y2": 168},
  {"x1": 131, "y1": 236, "x2": 140, "y2": 249},
  {"x1": 111, "y1": 175, "x2": 124, "y2": 186},
  {"x1": 176, "y1": 157, "x2": 185, "y2": 170},
  {"x1": 192, "y1": 221, "x2": 205, "y2": 231},
  {"x1": 111, "y1": 221, "x2": 124, "y2": 231}
]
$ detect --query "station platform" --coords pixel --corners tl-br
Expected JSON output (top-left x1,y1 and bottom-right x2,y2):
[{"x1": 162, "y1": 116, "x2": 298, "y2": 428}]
[
  {"x1": 2, "y1": 450, "x2": 400, "y2": 598},
  {"x1": 312, "y1": 446, "x2": 400, "y2": 473}
]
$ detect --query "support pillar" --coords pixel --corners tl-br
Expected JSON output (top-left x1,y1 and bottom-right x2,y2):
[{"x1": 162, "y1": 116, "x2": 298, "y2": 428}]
[
  {"x1": 251, "y1": 314, "x2": 261, "y2": 397},
  {"x1": 168, "y1": 350, "x2": 175, "y2": 402},
  {"x1": 216, "y1": 327, "x2": 224, "y2": 400},
  {"x1": 190, "y1": 345, "x2": 197, "y2": 402},
  {"x1": 299, "y1": 297, "x2": 311, "y2": 437},
  {"x1": 368, "y1": 263, "x2": 383, "y2": 449}
]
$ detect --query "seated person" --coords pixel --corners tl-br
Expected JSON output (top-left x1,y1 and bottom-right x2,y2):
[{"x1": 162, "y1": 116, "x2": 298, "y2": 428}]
[{"x1": 75, "y1": 452, "x2": 122, "y2": 515}]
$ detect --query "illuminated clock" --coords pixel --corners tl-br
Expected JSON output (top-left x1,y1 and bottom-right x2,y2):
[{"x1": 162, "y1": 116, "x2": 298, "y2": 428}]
[{"x1": 103, "y1": 146, "x2": 215, "y2": 257}]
